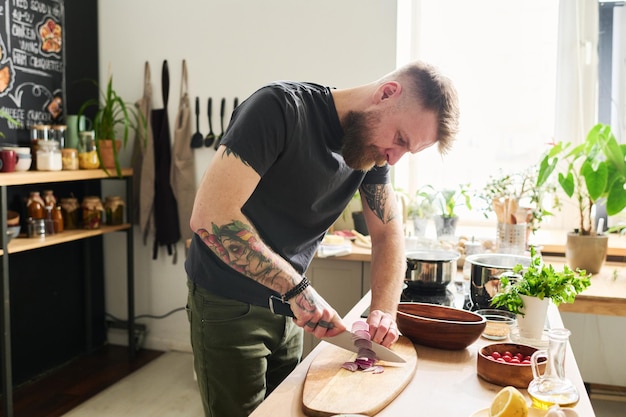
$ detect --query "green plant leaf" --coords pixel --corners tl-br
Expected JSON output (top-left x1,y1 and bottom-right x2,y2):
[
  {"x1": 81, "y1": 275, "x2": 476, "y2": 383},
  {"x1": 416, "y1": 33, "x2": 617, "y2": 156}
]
[
  {"x1": 581, "y1": 160, "x2": 608, "y2": 201},
  {"x1": 558, "y1": 172, "x2": 574, "y2": 197}
]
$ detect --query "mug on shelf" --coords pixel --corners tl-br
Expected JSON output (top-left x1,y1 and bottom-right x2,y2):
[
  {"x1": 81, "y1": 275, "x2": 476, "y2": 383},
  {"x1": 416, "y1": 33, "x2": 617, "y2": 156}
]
[{"x1": 0, "y1": 149, "x2": 18, "y2": 172}]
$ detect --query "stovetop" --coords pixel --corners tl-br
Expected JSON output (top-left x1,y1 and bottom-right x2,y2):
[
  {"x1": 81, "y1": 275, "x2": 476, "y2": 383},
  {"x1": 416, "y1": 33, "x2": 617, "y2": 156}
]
[{"x1": 361, "y1": 283, "x2": 471, "y2": 318}]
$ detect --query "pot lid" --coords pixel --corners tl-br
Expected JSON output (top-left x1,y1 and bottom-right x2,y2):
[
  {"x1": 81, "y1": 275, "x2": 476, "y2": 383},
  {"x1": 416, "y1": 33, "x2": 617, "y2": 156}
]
[{"x1": 406, "y1": 250, "x2": 460, "y2": 262}]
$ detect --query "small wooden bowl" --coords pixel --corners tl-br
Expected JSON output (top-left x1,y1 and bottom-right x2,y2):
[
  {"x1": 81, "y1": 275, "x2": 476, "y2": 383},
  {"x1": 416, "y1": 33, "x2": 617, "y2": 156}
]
[
  {"x1": 477, "y1": 343, "x2": 546, "y2": 388},
  {"x1": 397, "y1": 302, "x2": 486, "y2": 350},
  {"x1": 6, "y1": 210, "x2": 19, "y2": 227}
]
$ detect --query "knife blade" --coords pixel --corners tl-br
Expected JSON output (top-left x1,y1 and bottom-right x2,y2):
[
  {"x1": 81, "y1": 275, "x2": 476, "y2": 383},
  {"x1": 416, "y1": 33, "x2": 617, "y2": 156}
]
[
  {"x1": 322, "y1": 331, "x2": 406, "y2": 363},
  {"x1": 268, "y1": 296, "x2": 405, "y2": 363}
]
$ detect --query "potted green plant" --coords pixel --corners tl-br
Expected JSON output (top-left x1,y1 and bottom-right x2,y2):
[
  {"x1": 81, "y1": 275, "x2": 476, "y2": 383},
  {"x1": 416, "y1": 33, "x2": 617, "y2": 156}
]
[
  {"x1": 403, "y1": 185, "x2": 436, "y2": 237},
  {"x1": 433, "y1": 183, "x2": 472, "y2": 238},
  {"x1": 77, "y1": 76, "x2": 145, "y2": 176},
  {"x1": 491, "y1": 246, "x2": 591, "y2": 340},
  {"x1": 536, "y1": 123, "x2": 626, "y2": 272}
]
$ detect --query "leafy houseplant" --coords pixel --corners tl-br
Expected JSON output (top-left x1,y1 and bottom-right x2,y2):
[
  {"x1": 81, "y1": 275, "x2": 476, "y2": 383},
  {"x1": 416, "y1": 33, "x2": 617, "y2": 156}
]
[
  {"x1": 401, "y1": 185, "x2": 436, "y2": 237},
  {"x1": 77, "y1": 76, "x2": 145, "y2": 176},
  {"x1": 435, "y1": 183, "x2": 472, "y2": 219},
  {"x1": 490, "y1": 246, "x2": 591, "y2": 316},
  {"x1": 432, "y1": 183, "x2": 471, "y2": 238},
  {"x1": 536, "y1": 123, "x2": 626, "y2": 235}
]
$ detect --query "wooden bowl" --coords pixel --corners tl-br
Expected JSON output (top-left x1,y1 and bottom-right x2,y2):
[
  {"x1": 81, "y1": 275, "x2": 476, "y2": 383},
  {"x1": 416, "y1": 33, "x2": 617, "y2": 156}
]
[
  {"x1": 477, "y1": 343, "x2": 546, "y2": 388},
  {"x1": 6, "y1": 210, "x2": 19, "y2": 226},
  {"x1": 397, "y1": 302, "x2": 486, "y2": 350}
]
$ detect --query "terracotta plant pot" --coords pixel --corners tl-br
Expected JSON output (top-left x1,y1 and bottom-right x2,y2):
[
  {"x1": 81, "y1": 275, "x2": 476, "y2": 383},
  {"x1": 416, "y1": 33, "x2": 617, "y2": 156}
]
[
  {"x1": 97, "y1": 139, "x2": 122, "y2": 169},
  {"x1": 565, "y1": 232, "x2": 608, "y2": 274}
]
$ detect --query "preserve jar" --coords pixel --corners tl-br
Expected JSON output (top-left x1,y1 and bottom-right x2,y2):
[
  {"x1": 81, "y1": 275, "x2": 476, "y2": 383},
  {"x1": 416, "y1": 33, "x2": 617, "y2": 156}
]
[
  {"x1": 30, "y1": 124, "x2": 51, "y2": 170},
  {"x1": 60, "y1": 197, "x2": 80, "y2": 230},
  {"x1": 104, "y1": 196, "x2": 125, "y2": 225},
  {"x1": 61, "y1": 148, "x2": 79, "y2": 170},
  {"x1": 78, "y1": 131, "x2": 99, "y2": 169},
  {"x1": 27, "y1": 191, "x2": 45, "y2": 219},
  {"x1": 36, "y1": 139, "x2": 62, "y2": 171},
  {"x1": 81, "y1": 196, "x2": 103, "y2": 229}
]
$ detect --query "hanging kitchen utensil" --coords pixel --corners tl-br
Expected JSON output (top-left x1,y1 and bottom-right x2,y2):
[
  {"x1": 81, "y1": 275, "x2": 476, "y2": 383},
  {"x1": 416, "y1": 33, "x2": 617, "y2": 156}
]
[
  {"x1": 213, "y1": 97, "x2": 226, "y2": 150},
  {"x1": 204, "y1": 97, "x2": 215, "y2": 147},
  {"x1": 233, "y1": 97, "x2": 239, "y2": 111},
  {"x1": 190, "y1": 96, "x2": 203, "y2": 148}
]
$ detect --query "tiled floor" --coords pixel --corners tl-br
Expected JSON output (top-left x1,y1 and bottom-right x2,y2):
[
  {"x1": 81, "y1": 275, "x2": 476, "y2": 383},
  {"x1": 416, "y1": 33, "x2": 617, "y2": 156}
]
[{"x1": 61, "y1": 351, "x2": 623, "y2": 416}]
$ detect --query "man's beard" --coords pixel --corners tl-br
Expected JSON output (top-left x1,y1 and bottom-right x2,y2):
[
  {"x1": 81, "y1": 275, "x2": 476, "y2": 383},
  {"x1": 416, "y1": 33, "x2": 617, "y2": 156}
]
[{"x1": 341, "y1": 110, "x2": 387, "y2": 171}]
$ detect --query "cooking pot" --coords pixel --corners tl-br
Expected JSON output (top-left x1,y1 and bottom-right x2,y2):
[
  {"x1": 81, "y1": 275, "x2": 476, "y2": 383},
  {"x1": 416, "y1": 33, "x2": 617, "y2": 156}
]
[
  {"x1": 405, "y1": 250, "x2": 460, "y2": 290},
  {"x1": 466, "y1": 253, "x2": 531, "y2": 310}
]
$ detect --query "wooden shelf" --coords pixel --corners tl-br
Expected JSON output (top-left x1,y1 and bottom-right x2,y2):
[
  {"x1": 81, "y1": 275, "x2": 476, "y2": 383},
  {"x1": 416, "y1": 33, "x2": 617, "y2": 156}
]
[
  {"x1": 1, "y1": 224, "x2": 131, "y2": 255},
  {"x1": 0, "y1": 168, "x2": 132, "y2": 186}
]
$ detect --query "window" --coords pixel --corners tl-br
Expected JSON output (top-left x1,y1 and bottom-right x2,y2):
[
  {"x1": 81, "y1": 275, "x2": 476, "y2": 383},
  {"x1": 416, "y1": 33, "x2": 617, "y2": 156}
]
[{"x1": 394, "y1": 0, "x2": 561, "y2": 225}]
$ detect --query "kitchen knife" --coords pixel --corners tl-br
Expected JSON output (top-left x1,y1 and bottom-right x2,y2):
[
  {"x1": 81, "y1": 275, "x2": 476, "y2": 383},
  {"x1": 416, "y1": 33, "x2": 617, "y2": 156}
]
[
  {"x1": 322, "y1": 331, "x2": 406, "y2": 363},
  {"x1": 269, "y1": 295, "x2": 405, "y2": 363}
]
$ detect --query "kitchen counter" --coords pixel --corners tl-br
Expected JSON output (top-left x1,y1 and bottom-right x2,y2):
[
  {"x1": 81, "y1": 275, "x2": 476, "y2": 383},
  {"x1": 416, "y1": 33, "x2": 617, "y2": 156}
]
[{"x1": 250, "y1": 291, "x2": 596, "y2": 417}]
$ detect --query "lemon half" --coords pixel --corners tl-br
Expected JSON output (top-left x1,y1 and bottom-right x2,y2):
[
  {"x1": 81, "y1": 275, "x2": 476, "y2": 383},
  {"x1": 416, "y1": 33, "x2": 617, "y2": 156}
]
[{"x1": 490, "y1": 386, "x2": 529, "y2": 417}]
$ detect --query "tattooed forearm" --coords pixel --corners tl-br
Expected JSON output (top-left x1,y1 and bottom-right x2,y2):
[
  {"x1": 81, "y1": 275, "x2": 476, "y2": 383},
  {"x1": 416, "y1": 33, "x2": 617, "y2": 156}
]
[
  {"x1": 222, "y1": 147, "x2": 251, "y2": 167},
  {"x1": 360, "y1": 184, "x2": 397, "y2": 224},
  {"x1": 196, "y1": 220, "x2": 295, "y2": 292}
]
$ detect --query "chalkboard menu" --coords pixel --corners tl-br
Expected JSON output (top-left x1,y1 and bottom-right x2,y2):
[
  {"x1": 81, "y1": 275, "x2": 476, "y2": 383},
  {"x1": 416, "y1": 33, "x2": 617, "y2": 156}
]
[{"x1": 0, "y1": 0, "x2": 65, "y2": 145}]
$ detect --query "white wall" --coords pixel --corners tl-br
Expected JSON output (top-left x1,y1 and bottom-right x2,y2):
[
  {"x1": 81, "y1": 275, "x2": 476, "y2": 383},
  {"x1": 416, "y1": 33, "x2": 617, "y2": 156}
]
[{"x1": 97, "y1": 0, "x2": 398, "y2": 352}]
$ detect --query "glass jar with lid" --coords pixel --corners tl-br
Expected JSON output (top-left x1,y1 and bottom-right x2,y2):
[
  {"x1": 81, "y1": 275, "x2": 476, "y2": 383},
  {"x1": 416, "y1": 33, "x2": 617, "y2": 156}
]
[
  {"x1": 81, "y1": 196, "x2": 104, "y2": 229},
  {"x1": 36, "y1": 139, "x2": 62, "y2": 171},
  {"x1": 78, "y1": 131, "x2": 99, "y2": 169},
  {"x1": 27, "y1": 191, "x2": 46, "y2": 220},
  {"x1": 104, "y1": 196, "x2": 125, "y2": 225},
  {"x1": 60, "y1": 197, "x2": 80, "y2": 230}
]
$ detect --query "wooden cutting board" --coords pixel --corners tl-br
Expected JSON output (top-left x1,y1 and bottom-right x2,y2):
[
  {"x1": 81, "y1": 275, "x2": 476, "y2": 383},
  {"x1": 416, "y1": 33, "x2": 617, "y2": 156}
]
[{"x1": 302, "y1": 336, "x2": 418, "y2": 417}]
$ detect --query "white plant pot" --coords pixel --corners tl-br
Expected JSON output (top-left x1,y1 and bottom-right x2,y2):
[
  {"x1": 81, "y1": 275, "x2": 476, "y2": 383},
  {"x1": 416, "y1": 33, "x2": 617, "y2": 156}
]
[{"x1": 517, "y1": 294, "x2": 550, "y2": 340}]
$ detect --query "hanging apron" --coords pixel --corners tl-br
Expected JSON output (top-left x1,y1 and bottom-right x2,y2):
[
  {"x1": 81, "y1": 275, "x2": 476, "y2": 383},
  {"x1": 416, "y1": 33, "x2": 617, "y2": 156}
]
[
  {"x1": 151, "y1": 60, "x2": 181, "y2": 262},
  {"x1": 134, "y1": 62, "x2": 156, "y2": 243},
  {"x1": 170, "y1": 60, "x2": 196, "y2": 243}
]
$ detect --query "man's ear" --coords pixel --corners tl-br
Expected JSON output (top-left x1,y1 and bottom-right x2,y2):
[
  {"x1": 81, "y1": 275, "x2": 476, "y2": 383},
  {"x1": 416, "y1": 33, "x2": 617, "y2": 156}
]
[{"x1": 377, "y1": 81, "x2": 401, "y2": 102}]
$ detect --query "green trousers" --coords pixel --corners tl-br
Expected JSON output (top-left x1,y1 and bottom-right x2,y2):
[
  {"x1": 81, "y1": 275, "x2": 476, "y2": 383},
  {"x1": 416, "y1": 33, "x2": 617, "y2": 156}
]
[{"x1": 187, "y1": 281, "x2": 303, "y2": 417}]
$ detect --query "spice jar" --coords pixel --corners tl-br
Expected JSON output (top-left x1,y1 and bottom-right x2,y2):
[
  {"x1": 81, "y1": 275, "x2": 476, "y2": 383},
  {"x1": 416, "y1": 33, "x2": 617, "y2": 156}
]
[
  {"x1": 61, "y1": 148, "x2": 79, "y2": 170},
  {"x1": 104, "y1": 196, "x2": 125, "y2": 225},
  {"x1": 60, "y1": 197, "x2": 80, "y2": 230},
  {"x1": 81, "y1": 196, "x2": 103, "y2": 229},
  {"x1": 27, "y1": 191, "x2": 45, "y2": 219},
  {"x1": 78, "y1": 131, "x2": 99, "y2": 169},
  {"x1": 36, "y1": 139, "x2": 62, "y2": 171}
]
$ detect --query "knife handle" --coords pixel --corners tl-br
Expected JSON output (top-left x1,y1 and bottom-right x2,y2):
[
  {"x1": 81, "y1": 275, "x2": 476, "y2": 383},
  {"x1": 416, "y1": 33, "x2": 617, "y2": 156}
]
[{"x1": 269, "y1": 295, "x2": 295, "y2": 317}]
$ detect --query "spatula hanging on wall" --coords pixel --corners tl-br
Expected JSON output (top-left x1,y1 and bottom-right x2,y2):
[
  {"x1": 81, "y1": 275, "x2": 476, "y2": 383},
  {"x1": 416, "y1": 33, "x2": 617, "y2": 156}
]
[
  {"x1": 190, "y1": 96, "x2": 203, "y2": 148},
  {"x1": 204, "y1": 97, "x2": 215, "y2": 147}
]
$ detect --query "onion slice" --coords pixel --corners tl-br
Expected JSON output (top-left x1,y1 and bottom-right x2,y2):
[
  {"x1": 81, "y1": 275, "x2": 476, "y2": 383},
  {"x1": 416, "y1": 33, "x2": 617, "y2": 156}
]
[{"x1": 340, "y1": 320, "x2": 385, "y2": 374}]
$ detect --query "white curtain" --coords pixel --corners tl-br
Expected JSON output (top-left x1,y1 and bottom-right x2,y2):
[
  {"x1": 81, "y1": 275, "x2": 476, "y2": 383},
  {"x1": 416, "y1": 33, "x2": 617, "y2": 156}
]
[{"x1": 554, "y1": 0, "x2": 599, "y2": 144}]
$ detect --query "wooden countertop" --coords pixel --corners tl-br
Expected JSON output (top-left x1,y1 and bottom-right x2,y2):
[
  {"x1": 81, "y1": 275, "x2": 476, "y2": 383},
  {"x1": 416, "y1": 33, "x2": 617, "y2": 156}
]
[{"x1": 250, "y1": 292, "x2": 596, "y2": 417}]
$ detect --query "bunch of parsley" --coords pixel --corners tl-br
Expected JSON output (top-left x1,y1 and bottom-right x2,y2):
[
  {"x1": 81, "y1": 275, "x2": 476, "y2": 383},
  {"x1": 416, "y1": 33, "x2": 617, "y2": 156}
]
[{"x1": 491, "y1": 247, "x2": 591, "y2": 315}]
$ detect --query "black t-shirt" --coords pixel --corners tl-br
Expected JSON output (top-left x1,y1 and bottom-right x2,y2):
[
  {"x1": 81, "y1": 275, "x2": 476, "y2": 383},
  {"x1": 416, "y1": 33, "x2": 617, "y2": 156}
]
[{"x1": 185, "y1": 81, "x2": 389, "y2": 305}]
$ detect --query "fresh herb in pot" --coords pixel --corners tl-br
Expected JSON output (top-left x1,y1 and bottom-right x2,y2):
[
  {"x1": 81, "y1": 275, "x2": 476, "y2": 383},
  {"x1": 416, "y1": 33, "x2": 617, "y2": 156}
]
[{"x1": 491, "y1": 247, "x2": 591, "y2": 315}]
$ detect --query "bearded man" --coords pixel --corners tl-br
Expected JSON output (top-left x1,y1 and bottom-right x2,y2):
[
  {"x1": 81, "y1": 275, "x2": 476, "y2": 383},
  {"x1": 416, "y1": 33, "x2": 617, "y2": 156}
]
[{"x1": 185, "y1": 61, "x2": 459, "y2": 417}]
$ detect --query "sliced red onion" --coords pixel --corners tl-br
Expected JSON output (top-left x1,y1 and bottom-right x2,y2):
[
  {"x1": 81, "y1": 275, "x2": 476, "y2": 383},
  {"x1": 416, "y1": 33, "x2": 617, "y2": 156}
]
[
  {"x1": 338, "y1": 320, "x2": 385, "y2": 374},
  {"x1": 342, "y1": 361, "x2": 359, "y2": 372}
]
